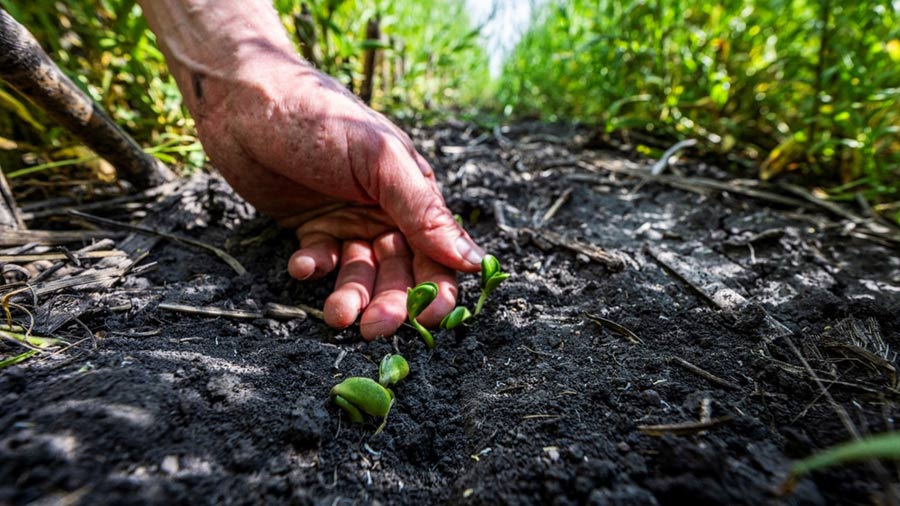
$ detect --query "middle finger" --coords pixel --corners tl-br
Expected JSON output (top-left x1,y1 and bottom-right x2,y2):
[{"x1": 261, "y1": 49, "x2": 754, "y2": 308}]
[
  {"x1": 324, "y1": 240, "x2": 376, "y2": 329},
  {"x1": 360, "y1": 231, "x2": 415, "y2": 340}
]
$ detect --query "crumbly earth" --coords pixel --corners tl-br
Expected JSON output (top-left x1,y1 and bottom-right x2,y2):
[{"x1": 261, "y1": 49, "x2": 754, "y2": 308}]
[{"x1": 2, "y1": 122, "x2": 899, "y2": 505}]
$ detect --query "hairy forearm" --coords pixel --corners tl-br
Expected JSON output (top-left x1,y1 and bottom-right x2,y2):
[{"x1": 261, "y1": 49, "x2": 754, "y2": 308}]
[{"x1": 137, "y1": 0, "x2": 303, "y2": 112}]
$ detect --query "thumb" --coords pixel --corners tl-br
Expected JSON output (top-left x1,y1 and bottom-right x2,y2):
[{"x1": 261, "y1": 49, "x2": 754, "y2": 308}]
[{"x1": 374, "y1": 149, "x2": 484, "y2": 273}]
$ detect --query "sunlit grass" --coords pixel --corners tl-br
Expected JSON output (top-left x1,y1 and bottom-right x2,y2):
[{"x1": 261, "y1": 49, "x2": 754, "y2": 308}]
[{"x1": 496, "y1": 0, "x2": 900, "y2": 220}]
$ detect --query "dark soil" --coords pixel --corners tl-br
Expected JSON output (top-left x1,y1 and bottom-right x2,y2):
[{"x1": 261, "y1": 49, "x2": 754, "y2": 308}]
[{"x1": 2, "y1": 121, "x2": 900, "y2": 505}]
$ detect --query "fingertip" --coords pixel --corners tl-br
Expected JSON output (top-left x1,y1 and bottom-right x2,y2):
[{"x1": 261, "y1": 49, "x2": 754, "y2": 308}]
[
  {"x1": 288, "y1": 253, "x2": 315, "y2": 280},
  {"x1": 324, "y1": 290, "x2": 362, "y2": 329},
  {"x1": 360, "y1": 295, "x2": 407, "y2": 340},
  {"x1": 290, "y1": 233, "x2": 341, "y2": 280}
]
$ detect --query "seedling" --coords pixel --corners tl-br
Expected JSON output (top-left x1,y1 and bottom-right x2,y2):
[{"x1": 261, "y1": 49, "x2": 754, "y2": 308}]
[
  {"x1": 407, "y1": 282, "x2": 438, "y2": 348},
  {"x1": 378, "y1": 354, "x2": 409, "y2": 387},
  {"x1": 331, "y1": 377, "x2": 394, "y2": 427},
  {"x1": 331, "y1": 353, "x2": 411, "y2": 433},
  {"x1": 782, "y1": 431, "x2": 900, "y2": 493},
  {"x1": 474, "y1": 254, "x2": 510, "y2": 315},
  {"x1": 440, "y1": 306, "x2": 472, "y2": 330}
]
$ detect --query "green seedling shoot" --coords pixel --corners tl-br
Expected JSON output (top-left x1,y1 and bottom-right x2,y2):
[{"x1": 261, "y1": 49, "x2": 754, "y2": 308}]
[
  {"x1": 378, "y1": 354, "x2": 409, "y2": 387},
  {"x1": 782, "y1": 432, "x2": 900, "y2": 492},
  {"x1": 475, "y1": 254, "x2": 510, "y2": 315},
  {"x1": 440, "y1": 306, "x2": 472, "y2": 330},
  {"x1": 331, "y1": 377, "x2": 394, "y2": 428},
  {"x1": 331, "y1": 353, "x2": 411, "y2": 433},
  {"x1": 407, "y1": 282, "x2": 438, "y2": 348}
]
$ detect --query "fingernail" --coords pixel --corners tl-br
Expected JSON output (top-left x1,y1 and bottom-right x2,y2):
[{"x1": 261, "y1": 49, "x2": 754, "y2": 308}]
[{"x1": 455, "y1": 236, "x2": 485, "y2": 265}]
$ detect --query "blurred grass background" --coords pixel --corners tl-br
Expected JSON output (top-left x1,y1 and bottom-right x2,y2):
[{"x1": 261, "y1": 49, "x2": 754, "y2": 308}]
[
  {"x1": 497, "y1": 0, "x2": 900, "y2": 219},
  {"x1": 0, "y1": 0, "x2": 898, "y2": 221}
]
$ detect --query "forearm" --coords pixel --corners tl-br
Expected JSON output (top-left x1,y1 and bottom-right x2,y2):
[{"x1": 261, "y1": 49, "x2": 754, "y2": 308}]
[{"x1": 137, "y1": 0, "x2": 303, "y2": 112}]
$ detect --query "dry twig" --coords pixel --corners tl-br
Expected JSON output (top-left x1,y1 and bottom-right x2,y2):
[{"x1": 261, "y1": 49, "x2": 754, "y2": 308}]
[
  {"x1": 525, "y1": 228, "x2": 626, "y2": 270},
  {"x1": 585, "y1": 313, "x2": 642, "y2": 344},
  {"x1": 0, "y1": 229, "x2": 123, "y2": 247},
  {"x1": 158, "y1": 301, "x2": 313, "y2": 321},
  {"x1": 70, "y1": 210, "x2": 247, "y2": 275},
  {"x1": 669, "y1": 356, "x2": 740, "y2": 390},
  {"x1": 0, "y1": 250, "x2": 124, "y2": 263},
  {"x1": 638, "y1": 416, "x2": 732, "y2": 436},
  {"x1": 158, "y1": 303, "x2": 264, "y2": 320},
  {"x1": 537, "y1": 187, "x2": 573, "y2": 227}
]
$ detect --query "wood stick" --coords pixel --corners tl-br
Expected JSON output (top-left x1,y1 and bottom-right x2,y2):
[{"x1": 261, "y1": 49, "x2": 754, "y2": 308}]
[
  {"x1": 575, "y1": 160, "x2": 812, "y2": 209},
  {"x1": 0, "y1": 250, "x2": 124, "y2": 263},
  {"x1": 263, "y1": 302, "x2": 309, "y2": 321},
  {"x1": 525, "y1": 228, "x2": 626, "y2": 270},
  {"x1": 0, "y1": 166, "x2": 24, "y2": 229},
  {"x1": 31, "y1": 238, "x2": 116, "y2": 283},
  {"x1": 537, "y1": 187, "x2": 573, "y2": 227},
  {"x1": 645, "y1": 245, "x2": 747, "y2": 312},
  {"x1": 292, "y1": 302, "x2": 325, "y2": 322},
  {"x1": 158, "y1": 302, "x2": 264, "y2": 320},
  {"x1": 22, "y1": 181, "x2": 178, "y2": 220},
  {"x1": 359, "y1": 14, "x2": 380, "y2": 105},
  {"x1": 69, "y1": 210, "x2": 247, "y2": 276},
  {"x1": 159, "y1": 301, "x2": 315, "y2": 322},
  {"x1": 638, "y1": 416, "x2": 732, "y2": 436},
  {"x1": 650, "y1": 138, "x2": 698, "y2": 176},
  {"x1": 0, "y1": 8, "x2": 173, "y2": 188},
  {"x1": 585, "y1": 313, "x2": 642, "y2": 344},
  {"x1": 669, "y1": 356, "x2": 740, "y2": 390},
  {"x1": 26, "y1": 267, "x2": 126, "y2": 298},
  {"x1": 0, "y1": 229, "x2": 124, "y2": 247}
]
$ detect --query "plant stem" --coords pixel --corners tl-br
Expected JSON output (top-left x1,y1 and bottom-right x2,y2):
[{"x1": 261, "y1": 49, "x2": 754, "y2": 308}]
[
  {"x1": 332, "y1": 395, "x2": 364, "y2": 424},
  {"x1": 808, "y1": 0, "x2": 832, "y2": 149},
  {"x1": 374, "y1": 398, "x2": 395, "y2": 436},
  {"x1": 411, "y1": 319, "x2": 434, "y2": 348},
  {"x1": 474, "y1": 291, "x2": 487, "y2": 315}
]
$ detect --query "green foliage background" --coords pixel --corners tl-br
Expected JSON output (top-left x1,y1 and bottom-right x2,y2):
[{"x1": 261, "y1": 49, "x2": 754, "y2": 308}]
[{"x1": 497, "y1": 0, "x2": 900, "y2": 214}]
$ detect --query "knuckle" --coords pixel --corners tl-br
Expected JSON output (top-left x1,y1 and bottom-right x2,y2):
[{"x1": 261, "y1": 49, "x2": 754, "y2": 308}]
[{"x1": 413, "y1": 198, "x2": 453, "y2": 236}]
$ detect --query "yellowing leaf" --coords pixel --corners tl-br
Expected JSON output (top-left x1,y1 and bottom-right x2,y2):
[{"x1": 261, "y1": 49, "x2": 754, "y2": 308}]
[
  {"x1": 887, "y1": 39, "x2": 900, "y2": 62},
  {"x1": 0, "y1": 88, "x2": 45, "y2": 133},
  {"x1": 0, "y1": 136, "x2": 18, "y2": 150},
  {"x1": 760, "y1": 136, "x2": 806, "y2": 180}
]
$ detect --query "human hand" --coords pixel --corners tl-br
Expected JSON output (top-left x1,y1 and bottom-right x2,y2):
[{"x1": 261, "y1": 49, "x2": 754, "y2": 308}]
[{"x1": 187, "y1": 56, "x2": 484, "y2": 340}]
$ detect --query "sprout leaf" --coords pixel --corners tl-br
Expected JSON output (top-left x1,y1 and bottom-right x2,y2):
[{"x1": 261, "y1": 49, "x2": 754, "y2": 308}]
[
  {"x1": 440, "y1": 306, "x2": 473, "y2": 330},
  {"x1": 378, "y1": 354, "x2": 410, "y2": 386}
]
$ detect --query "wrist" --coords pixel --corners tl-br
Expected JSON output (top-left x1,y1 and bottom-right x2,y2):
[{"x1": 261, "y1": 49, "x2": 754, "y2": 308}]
[{"x1": 138, "y1": 0, "x2": 302, "y2": 112}]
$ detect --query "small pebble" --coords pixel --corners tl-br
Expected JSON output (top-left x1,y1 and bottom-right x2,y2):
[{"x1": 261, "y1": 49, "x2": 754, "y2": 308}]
[{"x1": 161, "y1": 455, "x2": 180, "y2": 475}]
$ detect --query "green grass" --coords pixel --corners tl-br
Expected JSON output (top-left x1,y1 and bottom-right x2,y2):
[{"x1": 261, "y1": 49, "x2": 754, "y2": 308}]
[{"x1": 495, "y1": 0, "x2": 900, "y2": 221}]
